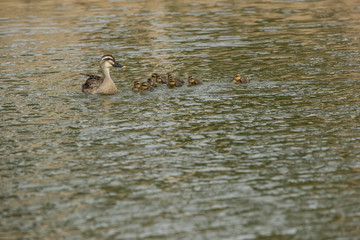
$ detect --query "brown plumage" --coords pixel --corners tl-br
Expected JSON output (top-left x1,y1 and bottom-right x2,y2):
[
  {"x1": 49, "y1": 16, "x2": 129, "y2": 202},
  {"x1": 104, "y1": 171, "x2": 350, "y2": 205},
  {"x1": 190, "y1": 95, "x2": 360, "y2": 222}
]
[
  {"x1": 140, "y1": 81, "x2": 153, "y2": 91},
  {"x1": 187, "y1": 76, "x2": 203, "y2": 86},
  {"x1": 167, "y1": 74, "x2": 184, "y2": 87},
  {"x1": 132, "y1": 81, "x2": 141, "y2": 92},
  {"x1": 233, "y1": 73, "x2": 250, "y2": 84},
  {"x1": 81, "y1": 55, "x2": 126, "y2": 94}
]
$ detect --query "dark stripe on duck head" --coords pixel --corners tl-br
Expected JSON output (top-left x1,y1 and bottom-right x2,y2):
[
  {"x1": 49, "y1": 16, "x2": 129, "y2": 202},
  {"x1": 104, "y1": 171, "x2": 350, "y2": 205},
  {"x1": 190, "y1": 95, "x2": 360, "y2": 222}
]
[{"x1": 101, "y1": 54, "x2": 115, "y2": 61}]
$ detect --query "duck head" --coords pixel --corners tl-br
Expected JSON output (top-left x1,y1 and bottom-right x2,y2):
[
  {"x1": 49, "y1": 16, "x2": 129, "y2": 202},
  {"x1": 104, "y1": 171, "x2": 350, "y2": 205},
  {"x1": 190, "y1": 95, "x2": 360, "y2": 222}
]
[
  {"x1": 99, "y1": 55, "x2": 126, "y2": 69},
  {"x1": 151, "y1": 73, "x2": 158, "y2": 81},
  {"x1": 133, "y1": 81, "x2": 141, "y2": 88},
  {"x1": 233, "y1": 73, "x2": 241, "y2": 81}
]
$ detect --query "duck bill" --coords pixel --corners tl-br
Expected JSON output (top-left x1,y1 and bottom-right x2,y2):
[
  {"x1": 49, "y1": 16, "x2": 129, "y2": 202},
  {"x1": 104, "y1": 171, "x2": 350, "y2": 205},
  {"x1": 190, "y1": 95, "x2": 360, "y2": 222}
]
[{"x1": 113, "y1": 62, "x2": 126, "y2": 68}]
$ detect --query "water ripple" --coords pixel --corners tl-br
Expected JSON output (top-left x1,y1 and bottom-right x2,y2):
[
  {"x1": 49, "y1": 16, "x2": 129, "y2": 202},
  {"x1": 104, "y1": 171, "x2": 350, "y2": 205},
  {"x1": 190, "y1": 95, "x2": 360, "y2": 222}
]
[{"x1": 1, "y1": 0, "x2": 360, "y2": 239}]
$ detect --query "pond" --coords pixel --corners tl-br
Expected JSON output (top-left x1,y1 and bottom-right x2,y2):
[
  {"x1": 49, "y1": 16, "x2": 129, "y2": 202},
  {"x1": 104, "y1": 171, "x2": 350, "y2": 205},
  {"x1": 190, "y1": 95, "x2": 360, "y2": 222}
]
[{"x1": 1, "y1": 0, "x2": 360, "y2": 239}]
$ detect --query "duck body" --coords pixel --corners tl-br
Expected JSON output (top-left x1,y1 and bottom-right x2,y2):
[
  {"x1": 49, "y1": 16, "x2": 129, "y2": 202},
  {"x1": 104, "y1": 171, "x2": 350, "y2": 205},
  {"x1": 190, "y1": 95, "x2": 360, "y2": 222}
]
[
  {"x1": 132, "y1": 81, "x2": 141, "y2": 92},
  {"x1": 81, "y1": 55, "x2": 126, "y2": 95},
  {"x1": 82, "y1": 74, "x2": 118, "y2": 95},
  {"x1": 233, "y1": 73, "x2": 250, "y2": 84},
  {"x1": 140, "y1": 81, "x2": 153, "y2": 91},
  {"x1": 167, "y1": 79, "x2": 176, "y2": 88},
  {"x1": 187, "y1": 76, "x2": 203, "y2": 86},
  {"x1": 147, "y1": 77, "x2": 158, "y2": 88},
  {"x1": 155, "y1": 73, "x2": 168, "y2": 84},
  {"x1": 167, "y1": 74, "x2": 184, "y2": 88},
  {"x1": 150, "y1": 73, "x2": 168, "y2": 84},
  {"x1": 81, "y1": 74, "x2": 102, "y2": 94}
]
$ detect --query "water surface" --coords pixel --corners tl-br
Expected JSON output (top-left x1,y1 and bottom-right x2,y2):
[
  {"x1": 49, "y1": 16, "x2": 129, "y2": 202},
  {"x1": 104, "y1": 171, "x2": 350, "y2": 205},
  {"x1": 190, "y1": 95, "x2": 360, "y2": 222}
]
[{"x1": 1, "y1": 0, "x2": 360, "y2": 239}]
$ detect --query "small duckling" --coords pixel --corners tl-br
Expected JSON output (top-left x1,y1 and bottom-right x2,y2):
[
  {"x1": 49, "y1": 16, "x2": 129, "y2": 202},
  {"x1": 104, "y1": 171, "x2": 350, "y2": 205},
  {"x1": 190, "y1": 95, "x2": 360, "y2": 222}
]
[
  {"x1": 152, "y1": 73, "x2": 167, "y2": 84},
  {"x1": 151, "y1": 73, "x2": 160, "y2": 83},
  {"x1": 132, "y1": 81, "x2": 141, "y2": 92},
  {"x1": 167, "y1": 78, "x2": 177, "y2": 89},
  {"x1": 147, "y1": 77, "x2": 157, "y2": 88},
  {"x1": 140, "y1": 82, "x2": 152, "y2": 91},
  {"x1": 233, "y1": 73, "x2": 250, "y2": 84},
  {"x1": 168, "y1": 74, "x2": 184, "y2": 87},
  {"x1": 187, "y1": 76, "x2": 203, "y2": 86}
]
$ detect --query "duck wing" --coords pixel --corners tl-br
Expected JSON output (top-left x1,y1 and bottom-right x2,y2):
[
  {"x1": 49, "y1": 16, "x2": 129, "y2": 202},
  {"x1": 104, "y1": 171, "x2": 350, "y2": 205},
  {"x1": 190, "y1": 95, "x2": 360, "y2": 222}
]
[
  {"x1": 81, "y1": 74, "x2": 103, "y2": 93},
  {"x1": 240, "y1": 76, "x2": 250, "y2": 83},
  {"x1": 175, "y1": 78, "x2": 185, "y2": 87},
  {"x1": 195, "y1": 79, "x2": 203, "y2": 85}
]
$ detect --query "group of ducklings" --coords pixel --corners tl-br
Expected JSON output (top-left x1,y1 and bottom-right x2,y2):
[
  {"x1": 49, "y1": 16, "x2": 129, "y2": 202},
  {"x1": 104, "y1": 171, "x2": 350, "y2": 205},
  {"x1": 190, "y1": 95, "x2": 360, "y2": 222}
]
[
  {"x1": 81, "y1": 55, "x2": 252, "y2": 95},
  {"x1": 132, "y1": 73, "x2": 203, "y2": 92},
  {"x1": 132, "y1": 73, "x2": 249, "y2": 92}
]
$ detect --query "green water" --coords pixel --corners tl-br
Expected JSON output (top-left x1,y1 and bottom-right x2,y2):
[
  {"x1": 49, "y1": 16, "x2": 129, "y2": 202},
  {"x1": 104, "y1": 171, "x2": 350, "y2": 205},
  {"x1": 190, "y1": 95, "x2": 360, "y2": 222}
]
[{"x1": 1, "y1": 0, "x2": 360, "y2": 239}]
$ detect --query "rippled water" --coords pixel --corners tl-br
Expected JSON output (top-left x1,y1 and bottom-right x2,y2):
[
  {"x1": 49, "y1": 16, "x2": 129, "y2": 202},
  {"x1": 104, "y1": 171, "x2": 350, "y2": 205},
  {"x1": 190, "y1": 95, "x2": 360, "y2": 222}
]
[{"x1": 1, "y1": 0, "x2": 360, "y2": 239}]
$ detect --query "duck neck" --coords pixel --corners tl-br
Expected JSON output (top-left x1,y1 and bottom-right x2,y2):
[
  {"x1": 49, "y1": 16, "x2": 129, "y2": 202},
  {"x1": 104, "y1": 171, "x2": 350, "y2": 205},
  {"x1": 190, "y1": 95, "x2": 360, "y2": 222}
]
[
  {"x1": 99, "y1": 66, "x2": 118, "y2": 94},
  {"x1": 102, "y1": 67, "x2": 113, "y2": 83}
]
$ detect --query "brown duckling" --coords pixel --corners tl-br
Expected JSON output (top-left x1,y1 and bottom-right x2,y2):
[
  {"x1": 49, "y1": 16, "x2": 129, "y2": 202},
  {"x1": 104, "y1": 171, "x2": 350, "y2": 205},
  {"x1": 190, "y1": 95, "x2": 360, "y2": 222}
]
[
  {"x1": 187, "y1": 76, "x2": 203, "y2": 86},
  {"x1": 233, "y1": 73, "x2": 250, "y2": 84},
  {"x1": 132, "y1": 81, "x2": 141, "y2": 92},
  {"x1": 167, "y1": 78, "x2": 177, "y2": 89},
  {"x1": 152, "y1": 73, "x2": 167, "y2": 84},
  {"x1": 147, "y1": 77, "x2": 158, "y2": 88},
  {"x1": 150, "y1": 73, "x2": 158, "y2": 83},
  {"x1": 167, "y1": 74, "x2": 184, "y2": 87},
  {"x1": 140, "y1": 81, "x2": 153, "y2": 91}
]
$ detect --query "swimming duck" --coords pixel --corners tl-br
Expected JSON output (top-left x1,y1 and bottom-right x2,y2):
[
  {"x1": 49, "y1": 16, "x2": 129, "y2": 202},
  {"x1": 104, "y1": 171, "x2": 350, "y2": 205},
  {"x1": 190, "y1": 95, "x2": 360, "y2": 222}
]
[
  {"x1": 150, "y1": 73, "x2": 167, "y2": 84},
  {"x1": 140, "y1": 81, "x2": 153, "y2": 91},
  {"x1": 132, "y1": 81, "x2": 141, "y2": 92},
  {"x1": 81, "y1": 55, "x2": 126, "y2": 94},
  {"x1": 233, "y1": 73, "x2": 250, "y2": 84},
  {"x1": 147, "y1": 77, "x2": 158, "y2": 88},
  {"x1": 167, "y1": 74, "x2": 184, "y2": 87},
  {"x1": 151, "y1": 73, "x2": 159, "y2": 83},
  {"x1": 187, "y1": 76, "x2": 203, "y2": 86},
  {"x1": 167, "y1": 78, "x2": 177, "y2": 89}
]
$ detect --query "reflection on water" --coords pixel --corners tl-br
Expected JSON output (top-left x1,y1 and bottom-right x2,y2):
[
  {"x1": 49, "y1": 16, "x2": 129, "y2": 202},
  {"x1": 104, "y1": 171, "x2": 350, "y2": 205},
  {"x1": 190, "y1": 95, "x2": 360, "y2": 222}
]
[{"x1": 1, "y1": 0, "x2": 360, "y2": 239}]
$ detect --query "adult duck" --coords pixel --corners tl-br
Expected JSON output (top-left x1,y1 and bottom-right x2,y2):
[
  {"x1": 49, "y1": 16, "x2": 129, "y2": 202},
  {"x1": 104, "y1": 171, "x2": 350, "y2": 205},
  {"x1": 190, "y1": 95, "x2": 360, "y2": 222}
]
[{"x1": 81, "y1": 55, "x2": 126, "y2": 94}]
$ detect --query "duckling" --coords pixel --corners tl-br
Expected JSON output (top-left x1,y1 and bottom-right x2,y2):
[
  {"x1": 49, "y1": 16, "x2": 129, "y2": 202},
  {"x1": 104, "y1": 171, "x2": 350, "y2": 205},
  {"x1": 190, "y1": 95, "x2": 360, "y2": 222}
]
[
  {"x1": 167, "y1": 78, "x2": 177, "y2": 89},
  {"x1": 159, "y1": 75, "x2": 168, "y2": 84},
  {"x1": 81, "y1": 55, "x2": 126, "y2": 94},
  {"x1": 151, "y1": 73, "x2": 167, "y2": 84},
  {"x1": 151, "y1": 73, "x2": 159, "y2": 83},
  {"x1": 187, "y1": 76, "x2": 203, "y2": 86},
  {"x1": 140, "y1": 81, "x2": 153, "y2": 91},
  {"x1": 147, "y1": 77, "x2": 157, "y2": 88},
  {"x1": 167, "y1": 74, "x2": 184, "y2": 87},
  {"x1": 132, "y1": 81, "x2": 141, "y2": 92},
  {"x1": 233, "y1": 73, "x2": 250, "y2": 84}
]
